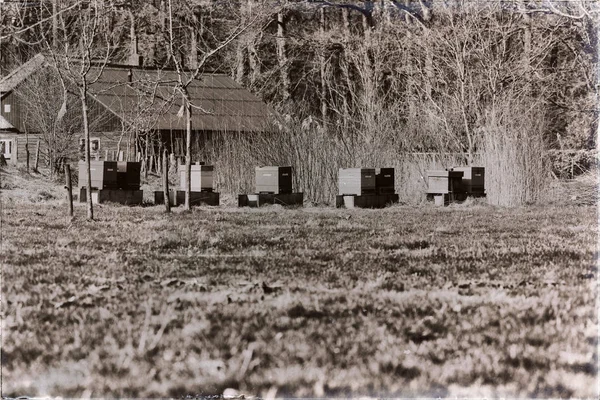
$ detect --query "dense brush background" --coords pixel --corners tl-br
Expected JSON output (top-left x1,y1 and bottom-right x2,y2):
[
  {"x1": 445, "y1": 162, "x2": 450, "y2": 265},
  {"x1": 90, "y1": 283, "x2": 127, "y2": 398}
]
[{"x1": 1, "y1": 0, "x2": 597, "y2": 205}]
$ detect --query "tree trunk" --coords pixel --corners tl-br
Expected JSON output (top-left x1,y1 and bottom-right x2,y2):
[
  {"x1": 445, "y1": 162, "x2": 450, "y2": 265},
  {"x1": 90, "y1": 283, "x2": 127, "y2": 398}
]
[
  {"x1": 52, "y1": 0, "x2": 58, "y2": 49},
  {"x1": 65, "y1": 163, "x2": 73, "y2": 218},
  {"x1": 184, "y1": 95, "x2": 192, "y2": 210},
  {"x1": 248, "y1": 38, "x2": 260, "y2": 86},
  {"x1": 163, "y1": 149, "x2": 171, "y2": 213},
  {"x1": 319, "y1": 7, "x2": 328, "y2": 124},
  {"x1": 25, "y1": 144, "x2": 30, "y2": 173},
  {"x1": 189, "y1": 16, "x2": 198, "y2": 70},
  {"x1": 341, "y1": 8, "x2": 352, "y2": 134},
  {"x1": 235, "y1": 2, "x2": 246, "y2": 83},
  {"x1": 160, "y1": 0, "x2": 166, "y2": 33},
  {"x1": 522, "y1": 11, "x2": 531, "y2": 91},
  {"x1": 81, "y1": 86, "x2": 94, "y2": 220},
  {"x1": 247, "y1": 0, "x2": 260, "y2": 87},
  {"x1": 235, "y1": 37, "x2": 246, "y2": 83},
  {"x1": 276, "y1": 9, "x2": 290, "y2": 103},
  {"x1": 360, "y1": 12, "x2": 375, "y2": 144},
  {"x1": 144, "y1": 133, "x2": 149, "y2": 179}
]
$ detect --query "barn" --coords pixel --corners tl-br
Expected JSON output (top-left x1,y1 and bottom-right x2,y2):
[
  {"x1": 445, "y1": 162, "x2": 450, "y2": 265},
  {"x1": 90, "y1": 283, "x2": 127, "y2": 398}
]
[{"x1": 0, "y1": 53, "x2": 273, "y2": 168}]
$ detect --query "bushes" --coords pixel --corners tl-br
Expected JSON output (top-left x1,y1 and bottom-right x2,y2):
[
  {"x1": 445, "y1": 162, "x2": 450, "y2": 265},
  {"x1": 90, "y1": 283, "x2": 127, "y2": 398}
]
[
  {"x1": 191, "y1": 113, "x2": 553, "y2": 207},
  {"x1": 177, "y1": 93, "x2": 576, "y2": 207},
  {"x1": 481, "y1": 98, "x2": 549, "y2": 206}
]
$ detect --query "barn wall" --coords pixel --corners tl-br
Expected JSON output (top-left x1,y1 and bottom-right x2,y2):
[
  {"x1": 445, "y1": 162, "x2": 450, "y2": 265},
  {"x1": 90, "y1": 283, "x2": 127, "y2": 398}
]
[
  {"x1": 0, "y1": 133, "x2": 47, "y2": 165},
  {"x1": 15, "y1": 134, "x2": 47, "y2": 163},
  {"x1": 2, "y1": 130, "x2": 136, "y2": 166},
  {"x1": 0, "y1": 92, "x2": 23, "y2": 132},
  {"x1": 158, "y1": 129, "x2": 216, "y2": 159}
]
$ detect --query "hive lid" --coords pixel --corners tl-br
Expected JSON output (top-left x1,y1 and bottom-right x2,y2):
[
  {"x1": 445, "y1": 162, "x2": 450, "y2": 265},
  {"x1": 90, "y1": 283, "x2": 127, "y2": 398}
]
[{"x1": 426, "y1": 170, "x2": 464, "y2": 178}]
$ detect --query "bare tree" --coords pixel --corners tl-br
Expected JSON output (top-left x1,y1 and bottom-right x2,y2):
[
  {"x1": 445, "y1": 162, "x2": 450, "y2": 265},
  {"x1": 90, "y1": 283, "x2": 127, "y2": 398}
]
[
  {"x1": 44, "y1": 0, "x2": 120, "y2": 220},
  {"x1": 165, "y1": 0, "x2": 261, "y2": 210},
  {"x1": 14, "y1": 65, "x2": 114, "y2": 176}
]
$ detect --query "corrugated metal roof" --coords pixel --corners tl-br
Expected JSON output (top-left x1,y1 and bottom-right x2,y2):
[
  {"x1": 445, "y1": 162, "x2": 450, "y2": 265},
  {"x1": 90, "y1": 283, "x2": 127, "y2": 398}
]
[
  {"x1": 0, "y1": 54, "x2": 46, "y2": 93},
  {"x1": 91, "y1": 67, "x2": 273, "y2": 132}
]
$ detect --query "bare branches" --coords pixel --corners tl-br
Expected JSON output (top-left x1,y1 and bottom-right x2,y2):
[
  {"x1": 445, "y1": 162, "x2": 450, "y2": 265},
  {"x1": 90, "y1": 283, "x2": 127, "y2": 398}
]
[{"x1": 0, "y1": 1, "x2": 85, "y2": 41}]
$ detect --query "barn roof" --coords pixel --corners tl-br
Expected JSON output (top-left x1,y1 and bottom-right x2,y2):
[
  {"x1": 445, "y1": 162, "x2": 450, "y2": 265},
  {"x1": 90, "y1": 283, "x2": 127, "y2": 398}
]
[
  {"x1": 0, "y1": 115, "x2": 14, "y2": 130},
  {"x1": 90, "y1": 66, "x2": 272, "y2": 132},
  {"x1": 1, "y1": 54, "x2": 273, "y2": 133},
  {"x1": 0, "y1": 54, "x2": 46, "y2": 94}
]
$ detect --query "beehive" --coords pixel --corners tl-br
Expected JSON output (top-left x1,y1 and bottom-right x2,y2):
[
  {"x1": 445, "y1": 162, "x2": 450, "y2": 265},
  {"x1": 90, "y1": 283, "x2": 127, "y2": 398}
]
[
  {"x1": 375, "y1": 168, "x2": 395, "y2": 194},
  {"x1": 255, "y1": 166, "x2": 292, "y2": 194},
  {"x1": 180, "y1": 165, "x2": 214, "y2": 191},
  {"x1": 426, "y1": 170, "x2": 464, "y2": 194},
  {"x1": 338, "y1": 168, "x2": 376, "y2": 196},
  {"x1": 78, "y1": 161, "x2": 118, "y2": 190},
  {"x1": 452, "y1": 166, "x2": 485, "y2": 193},
  {"x1": 117, "y1": 161, "x2": 141, "y2": 190}
]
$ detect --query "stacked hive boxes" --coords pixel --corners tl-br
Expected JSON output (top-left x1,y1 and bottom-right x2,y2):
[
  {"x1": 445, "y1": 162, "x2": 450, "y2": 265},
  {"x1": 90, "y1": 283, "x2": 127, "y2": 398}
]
[
  {"x1": 336, "y1": 168, "x2": 398, "y2": 208},
  {"x1": 255, "y1": 166, "x2": 292, "y2": 194},
  {"x1": 453, "y1": 166, "x2": 485, "y2": 195},
  {"x1": 78, "y1": 160, "x2": 118, "y2": 190},
  {"x1": 117, "y1": 162, "x2": 141, "y2": 190},
  {"x1": 338, "y1": 168, "x2": 376, "y2": 196},
  {"x1": 238, "y1": 166, "x2": 303, "y2": 207},
  {"x1": 176, "y1": 163, "x2": 219, "y2": 206},
  {"x1": 155, "y1": 163, "x2": 219, "y2": 206},
  {"x1": 375, "y1": 168, "x2": 395, "y2": 194},
  {"x1": 180, "y1": 164, "x2": 214, "y2": 192},
  {"x1": 426, "y1": 166, "x2": 486, "y2": 206},
  {"x1": 426, "y1": 170, "x2": 464, "y2": 194},
  {"x1": 79, "y1": 160, "x2": 143, "y2": 205}
]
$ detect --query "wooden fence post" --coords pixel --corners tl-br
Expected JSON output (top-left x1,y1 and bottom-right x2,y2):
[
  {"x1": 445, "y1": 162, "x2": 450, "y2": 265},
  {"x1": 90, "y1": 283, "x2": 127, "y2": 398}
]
[
  {"x1": 25, "y1": 142, "x2": 30, "y2": 173},
  {"x1": 65, "y1": 164, "x2": 74, "y2": 218},
  {"x1": 163, "y1": 149, "x2": 171, "y2": 213},
  {"x1": 34, "y1": 140, "x2": 40, "y2": 172}
]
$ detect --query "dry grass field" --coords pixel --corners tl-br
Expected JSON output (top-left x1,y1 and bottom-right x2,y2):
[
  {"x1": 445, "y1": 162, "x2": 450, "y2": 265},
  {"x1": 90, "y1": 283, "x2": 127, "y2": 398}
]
[{"x1": 1, "y1": 169, "x2": 598, "y2": 398}]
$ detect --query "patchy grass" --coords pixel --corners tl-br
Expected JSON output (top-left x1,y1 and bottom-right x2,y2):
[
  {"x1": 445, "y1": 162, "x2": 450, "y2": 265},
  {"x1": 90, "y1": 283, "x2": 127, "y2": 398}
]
[{"x1": 0, "y1": 173, "x2": 597, "y2": 397}]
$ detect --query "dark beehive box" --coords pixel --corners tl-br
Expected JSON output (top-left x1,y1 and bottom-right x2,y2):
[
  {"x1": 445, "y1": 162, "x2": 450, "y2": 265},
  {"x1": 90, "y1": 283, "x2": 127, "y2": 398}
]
[
  {"x1": 78, "y1": 161, "x2": 118, "y2": 190},
  {"x1": 375, "y1": 168, "x2": 395, "y2": 194},
  {"x1": 338, "y1": 168, "x2": 376, "y2": 196},
  {"x1": 255, "y1": 166, "x2": 292, "y2": 194},
  {"x1": 117, "y1": 161, "x2": 141, "y2": 190},
  {"x1": 426, "y1": 170, "x2": 464, "y2": 194},
  {"x1": 180, "y1": 165, "x2": 214, "y2": 191},
  {"x1": 453, "y1": 166, "x2": 485, "y2": 193}
]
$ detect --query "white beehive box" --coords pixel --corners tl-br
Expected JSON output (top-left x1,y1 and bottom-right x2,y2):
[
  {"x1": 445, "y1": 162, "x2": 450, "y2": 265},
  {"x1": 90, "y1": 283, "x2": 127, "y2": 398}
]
[{"x1": 179, "y1": 164, "x2": 214, "y2": 191}]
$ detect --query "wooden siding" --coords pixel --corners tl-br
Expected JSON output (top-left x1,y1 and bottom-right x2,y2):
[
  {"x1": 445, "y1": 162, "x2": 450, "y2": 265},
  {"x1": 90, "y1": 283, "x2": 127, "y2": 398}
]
[
  {"x1": 0, "y1": 89, "x2": 123, "y2": 137},
  {"x1": 0, "y1": 91, "x2": 23, "y2": 132},
  {"x1": 1, "y1": 130, "x2": 137, "y2": 165},
  {"x1": 15, "y1": 134, "x2": 47, "y2": 164},
  {"x1": 0, "y1": 132, "x2": 47, "y2": 164}
]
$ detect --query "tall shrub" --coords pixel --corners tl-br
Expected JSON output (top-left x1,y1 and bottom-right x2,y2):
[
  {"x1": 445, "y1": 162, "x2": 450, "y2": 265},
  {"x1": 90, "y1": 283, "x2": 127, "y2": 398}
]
[{"x1": 481, "y1": 98, "x2": 549, "y2": 206}]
